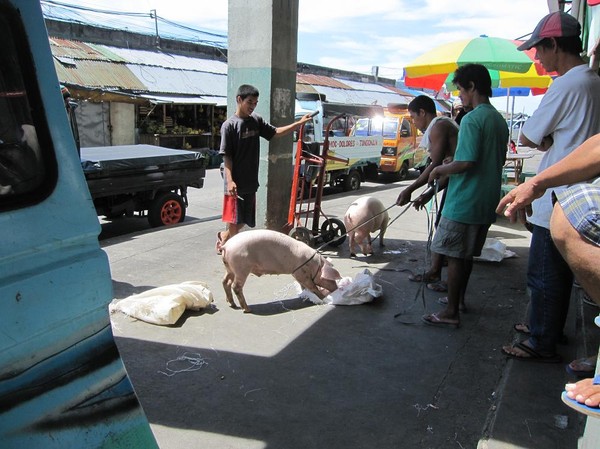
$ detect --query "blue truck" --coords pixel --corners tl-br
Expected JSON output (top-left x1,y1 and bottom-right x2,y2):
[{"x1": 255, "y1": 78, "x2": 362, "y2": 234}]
[{"x1": 0, "y1": 1, "x2": 158, "y2": 447}]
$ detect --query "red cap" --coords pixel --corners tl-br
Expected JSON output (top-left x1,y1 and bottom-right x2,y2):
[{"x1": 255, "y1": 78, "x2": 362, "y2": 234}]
[{"x1": 517, "y1": 11, "x2": 581, "y2": 51}]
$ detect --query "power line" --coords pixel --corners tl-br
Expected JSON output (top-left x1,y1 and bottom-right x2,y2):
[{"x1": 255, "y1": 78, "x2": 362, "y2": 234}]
[
  {"x1": 41, "y1": 0, "x2": 227, "y2": 45},
  {"x1": 42, "y1": 0, "x2": 151, "y2": 18}
]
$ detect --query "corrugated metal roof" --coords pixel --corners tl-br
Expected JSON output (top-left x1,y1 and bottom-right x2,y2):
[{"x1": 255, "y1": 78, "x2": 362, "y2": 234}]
[
  {"x1": 50, "y1": 36, "x2": 227, "y2": 99},
  {"x1": 296, "y1": 74, "x2": 351, "y2": 89},
  {"x1": 296, "y1": 74, "x2": 416, "y2": 107},
  {"x1": 54, "y1": 58, "x2": 147, "y2": 90},
  {"x1": 138, "y1": 94, "x2": 227, "y2": 107},
  {"x1": 49, "y1": 36, "x2": 410, "y2": 109},
  {"x1": 49, "y1": 38, "x2": 127, "y2": 62},
  {"x1": 310, "y1": 85, "x2": 409, "y2": 107},
  {"x1": 107, "y1": 46, "x2": 227, "y2": 74},
  {"x1": 126, "y1": 64, "x2": 226, "y2": 96}
]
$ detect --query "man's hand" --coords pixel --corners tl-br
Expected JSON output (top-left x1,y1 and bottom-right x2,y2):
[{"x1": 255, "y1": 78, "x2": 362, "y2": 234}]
[
  {"x1": 396, "y1": 189, "x2": 412, "y2": 206},
  {"x1": 299, "y1": 112, "x2": 315, "y2": 125},
  {"x1": 428, "y1": 166, "x2": 442, "y2": 185},
  {"x1": 412, "y1": 190, "x2": 434, "y2": 210},
  {"x1": 226, "y1": 180, "x2": 238, "y2": 198},
  {"x1": 496, "y1": 180, "x2": 545, "y2": 223}
]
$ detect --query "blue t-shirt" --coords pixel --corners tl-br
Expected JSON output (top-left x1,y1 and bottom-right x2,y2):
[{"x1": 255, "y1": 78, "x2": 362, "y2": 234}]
[
  {"x1": 442, "y1": 103, "x2": 508, "y2": 224},
  {"x1": 219, "y1": 113, "x2": 277, "y2": 194}
]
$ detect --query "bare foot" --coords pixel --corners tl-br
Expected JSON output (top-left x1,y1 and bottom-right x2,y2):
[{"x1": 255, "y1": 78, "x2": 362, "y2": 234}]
[{"x1": 565, "y1": 377, "x2": 600, "y2": 407}]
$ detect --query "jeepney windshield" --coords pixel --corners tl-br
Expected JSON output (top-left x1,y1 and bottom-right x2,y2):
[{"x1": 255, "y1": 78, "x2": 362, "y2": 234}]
[{"x1": 383, "y1": 118, "x2": 399, "y2": 138}]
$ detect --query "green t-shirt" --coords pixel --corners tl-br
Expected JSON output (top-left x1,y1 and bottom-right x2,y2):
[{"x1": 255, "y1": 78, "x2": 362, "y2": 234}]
[{"x1": 442, "y1": 103, "x2": 508, "y2": 224}]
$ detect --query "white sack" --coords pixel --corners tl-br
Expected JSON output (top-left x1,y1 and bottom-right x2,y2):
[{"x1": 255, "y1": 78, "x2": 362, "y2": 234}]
[
  {"x1": 474, "y1": 238, "x2": 517, "y2": 262},
  {"x1": 299, "y1": 269, "x2": 382, "y2": 305},
  {"x1": 109, "y1": 281, "x2": 213, "y2": 325}
]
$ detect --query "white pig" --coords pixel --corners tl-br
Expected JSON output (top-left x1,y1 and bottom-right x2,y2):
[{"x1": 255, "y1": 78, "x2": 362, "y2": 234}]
[
  {"x1": 343, "y1": 196, "x2": 389, "y2": 257},
  {"x1": 221, "y1": 229, "x2": 341, "y2": 313}
]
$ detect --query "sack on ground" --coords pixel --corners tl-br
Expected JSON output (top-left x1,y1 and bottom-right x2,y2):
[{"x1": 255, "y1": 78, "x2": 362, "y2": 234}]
[
  {"x1": 299, "y1": 269, "x2": 382, "y2": 305},
  {"x1": 474, "y1": 238, "x2": 517, "y2": 262},
  {"x1": 109, "y1": 281, "x2": 213, "y2": 325}
]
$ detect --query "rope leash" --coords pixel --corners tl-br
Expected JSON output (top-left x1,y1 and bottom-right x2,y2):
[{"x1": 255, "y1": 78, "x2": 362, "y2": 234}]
[
  {"x1": 292, "y1": 202, "x2": 410, "y2": 275},
  {"x1": 290, "y1": 184, "x2": 442, "y2": 323},
  {"x1": 394, "y1": 183, "x2": 440, "y2": 321}
]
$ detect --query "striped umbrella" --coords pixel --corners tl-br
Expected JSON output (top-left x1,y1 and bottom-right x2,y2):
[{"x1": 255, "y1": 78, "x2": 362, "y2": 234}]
[
  {"x1": 405, "y1": 64, "x2": 553, "y2": 94},
  {"x1": 403, "y1": 36, "x2": 554, "y2": 92}
]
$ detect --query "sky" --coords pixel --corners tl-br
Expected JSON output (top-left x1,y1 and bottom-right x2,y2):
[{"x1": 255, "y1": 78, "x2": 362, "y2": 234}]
[{"x1": 42, "y1": 0, "x2": 555, "y2": 114}]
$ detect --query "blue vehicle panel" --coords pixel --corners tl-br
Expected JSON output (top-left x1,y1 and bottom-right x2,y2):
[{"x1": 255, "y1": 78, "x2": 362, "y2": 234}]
[{"x1": 0, "y1": 1, "x2": 157, "y2": 447}]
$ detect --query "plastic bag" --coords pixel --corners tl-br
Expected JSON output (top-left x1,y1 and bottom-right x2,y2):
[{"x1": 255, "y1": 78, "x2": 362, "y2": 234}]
[
  {"x1": 299, "y1": 269, "x2": 382, "y2": 306},
  {"x1": 109, "y1": 281, "x2": 213, "y2": 325},
  {"x1": 474, "y1": 238, "x2": 517, "y2": 262}
]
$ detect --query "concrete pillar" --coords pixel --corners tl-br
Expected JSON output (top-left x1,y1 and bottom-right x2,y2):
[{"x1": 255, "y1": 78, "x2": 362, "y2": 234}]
[{"x1": 227, "y1": 0, "x2": 299, "y2": 231}]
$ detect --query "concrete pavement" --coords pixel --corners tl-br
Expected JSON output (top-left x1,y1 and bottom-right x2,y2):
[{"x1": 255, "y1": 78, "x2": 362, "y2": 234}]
[{"x1": 104, "y1": 178, "x2": 594, "y2": 449}]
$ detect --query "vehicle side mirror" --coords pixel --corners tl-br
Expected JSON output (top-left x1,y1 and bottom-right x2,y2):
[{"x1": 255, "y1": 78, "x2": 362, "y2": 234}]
[{"x1": 293, "y1": 130, "x2": 298, "y2": 142}]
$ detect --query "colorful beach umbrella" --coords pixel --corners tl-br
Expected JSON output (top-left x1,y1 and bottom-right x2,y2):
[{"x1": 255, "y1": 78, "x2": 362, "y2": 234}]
[
  {"x1": 403, "y1": 36, "x2": 555, "y2": 92},
  {"x1": 405, "y1": 63, "x2": 553, "y2": 93}
]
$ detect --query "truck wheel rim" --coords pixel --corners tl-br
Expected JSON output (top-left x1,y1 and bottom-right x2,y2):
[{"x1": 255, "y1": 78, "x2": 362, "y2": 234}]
[{"x1": 161, "y1": 200, "x2": 182, "y2": 224}]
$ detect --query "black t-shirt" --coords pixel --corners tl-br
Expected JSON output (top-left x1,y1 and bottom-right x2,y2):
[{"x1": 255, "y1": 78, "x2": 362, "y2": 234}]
[{"x1": 219, "y1": 113, "x2": 277, "y2": 194}]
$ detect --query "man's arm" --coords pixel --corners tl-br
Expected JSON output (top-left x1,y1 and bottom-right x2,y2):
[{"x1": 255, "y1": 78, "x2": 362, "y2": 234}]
[
  {"x1": 274, "y1": 113, "x2": 314, "y2": 137},
  {"x1": 222, "y1": 155, "x2": 236, "y2": 197},
  {"x1": 520, "y1": 132, "x2": 554, "y2": 152},
  {"x1": 396, "y1": 121, "x2": 454, "y2": 205},
  {"x1": 497, "y1": 133, "x2": 600, "y2": 222},
  {"x1": 428, "y1": 159, "x2": 474, "y2": 185}
]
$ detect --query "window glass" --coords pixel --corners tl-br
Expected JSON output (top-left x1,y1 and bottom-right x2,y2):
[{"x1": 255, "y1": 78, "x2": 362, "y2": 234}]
[
  {"x1": 401, "y1": 118, "x2": 411, "y2": 137},
  {"x1": 0, "y1": 3, "x2": 55, "y2": 209},
  {"x1": 353, "y1": 118, "x2": 370, "y2": 136},
  {"x1": 383, "y1": 118, "x2": 399, "y2": 138}
]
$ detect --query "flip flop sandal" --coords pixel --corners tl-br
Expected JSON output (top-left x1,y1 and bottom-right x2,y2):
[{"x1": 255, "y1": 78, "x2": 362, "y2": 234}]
[
  {"x1": 566, "y1": 357, "x2": 598, "y2": 378},
  {"x1": 561, "y1": 374, "x2": 600, "y2": 417},
  {"x1": 421, "y1": 312, "x2": 459, "y2": 328},
  {"x1": 513, "y1": 323, "x2": 530, "y2": 334},
  {"x1": 502, "y1": 341, "x2": 562, "y2": 363},
  {"x1": 427, "y1": 281, "x2": 448, "y2": 292},
  {"x1": 408, "y1": 273, "x2": 440, "y2": 283},
  {"x1": 561, "y1": 392, "x2": 600, "y2": 418}
]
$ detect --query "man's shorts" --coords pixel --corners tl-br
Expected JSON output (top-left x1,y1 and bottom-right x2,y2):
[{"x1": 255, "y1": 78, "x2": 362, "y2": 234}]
[
  {"x1": 554, "y1": 183, "x2": 600, "y2": 247},
  {"x1": 431, "y1": 217, "x2": 490, "y2": 259},
  {"x1": 222, "y1": 193, "x2": 256, "y2": 227}
]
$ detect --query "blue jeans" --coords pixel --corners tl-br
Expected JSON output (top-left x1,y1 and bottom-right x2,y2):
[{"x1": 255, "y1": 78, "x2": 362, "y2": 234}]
[{"x1": 527, "y1": 225, "x2": 574, "y2": 355}]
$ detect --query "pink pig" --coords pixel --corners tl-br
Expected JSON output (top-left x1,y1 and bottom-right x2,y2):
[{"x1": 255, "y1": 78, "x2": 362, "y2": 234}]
[
  {"x1": 221, "y1": 229, "x2": 341, "y2": 313},
  {"x1": 343, "y1": 196, "x2": 389, "y2": 257}
]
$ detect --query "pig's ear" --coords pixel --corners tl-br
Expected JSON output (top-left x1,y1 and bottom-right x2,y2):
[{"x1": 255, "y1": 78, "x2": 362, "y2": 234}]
[{"x1": 321, "y1": 261, "x2": 341, "y2": 281}]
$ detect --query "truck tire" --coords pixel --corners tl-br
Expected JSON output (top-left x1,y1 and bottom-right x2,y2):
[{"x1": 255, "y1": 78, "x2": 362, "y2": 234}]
[
  {"x1": 148, "y1": 192, "x2": 186, "y2": 227},
  {"x1": 398, "y1": 161, "x2": 409, "y2": 181},
  {"x1": 342, "y1": 169, "x2": 361, "y2": 191}
]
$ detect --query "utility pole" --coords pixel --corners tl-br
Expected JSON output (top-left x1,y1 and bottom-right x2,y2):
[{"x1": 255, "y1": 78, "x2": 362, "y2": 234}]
[
  {"x1": 150, "y1": 9, "x2": 160, "y2": 48},
  {"x1": 372, "y1": 65, "x2": 379, "y2": 83}
]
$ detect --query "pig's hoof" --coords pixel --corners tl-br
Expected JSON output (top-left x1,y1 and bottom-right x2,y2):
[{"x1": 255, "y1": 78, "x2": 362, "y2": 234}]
[
  {"x1": 242, "y1": 308, "x2": 252, "y2": 314},
  {"x1": 350, "y1": 252, "x2": 357, "y2": 258}
]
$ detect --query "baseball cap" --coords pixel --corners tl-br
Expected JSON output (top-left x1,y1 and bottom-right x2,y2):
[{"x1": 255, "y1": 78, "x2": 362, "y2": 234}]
[{"x1": 517, "y1": 11, "x2": 581, "y2": 51}]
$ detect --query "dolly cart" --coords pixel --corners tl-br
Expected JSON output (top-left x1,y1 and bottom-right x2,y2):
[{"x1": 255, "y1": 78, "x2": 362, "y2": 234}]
[{"x1": 282, "y1": 114, "x2": 348, "y2": 247}]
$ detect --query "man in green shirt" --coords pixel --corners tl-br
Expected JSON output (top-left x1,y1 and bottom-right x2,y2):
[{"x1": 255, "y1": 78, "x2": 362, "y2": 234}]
[{"x1": 423, "y1": 63, "x2": 508, "y2": 327}]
